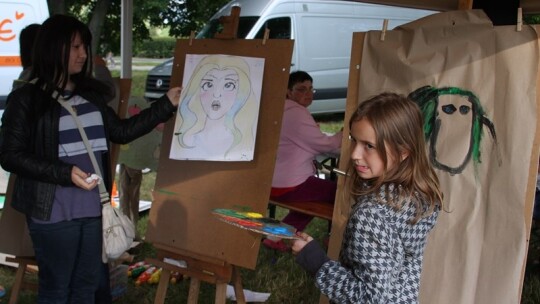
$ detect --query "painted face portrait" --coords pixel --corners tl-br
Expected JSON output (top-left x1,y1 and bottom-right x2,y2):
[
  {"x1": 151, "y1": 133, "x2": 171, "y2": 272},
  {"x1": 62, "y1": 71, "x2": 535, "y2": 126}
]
[
  {"x1": 434, "y1": 94, "x2": 473, "y2": 170},
  {"x1": 170, "y1": 54, "x2": 265, "y2": 161},
  {"x1": 200, "y1": 68, "x2": 239, "y2": 120},
  {"x1": 408, "y1": 86, "x2": 499, "y2": 175}
]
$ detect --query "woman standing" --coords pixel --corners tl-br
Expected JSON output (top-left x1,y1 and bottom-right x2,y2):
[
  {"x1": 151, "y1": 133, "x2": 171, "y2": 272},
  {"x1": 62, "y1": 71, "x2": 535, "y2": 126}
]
[{"x1": 0, "y1": 15, "x2": 180, "y2": 303}]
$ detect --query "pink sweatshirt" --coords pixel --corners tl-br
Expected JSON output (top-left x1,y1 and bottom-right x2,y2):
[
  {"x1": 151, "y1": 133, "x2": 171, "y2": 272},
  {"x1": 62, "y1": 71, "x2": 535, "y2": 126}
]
[{"x1": 272, "y1": 99, "x2": 342, "y2": 188}]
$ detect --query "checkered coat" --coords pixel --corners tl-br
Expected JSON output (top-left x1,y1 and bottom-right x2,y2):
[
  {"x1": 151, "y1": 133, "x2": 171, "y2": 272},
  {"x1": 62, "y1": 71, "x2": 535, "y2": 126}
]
[{"x1": 316, "y1": 185, "x2": 439, "y2": 303}]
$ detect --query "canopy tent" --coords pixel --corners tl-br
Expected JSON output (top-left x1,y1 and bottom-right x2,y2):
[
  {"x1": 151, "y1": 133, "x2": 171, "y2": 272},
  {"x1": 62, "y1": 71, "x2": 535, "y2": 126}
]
[{"x1": 353, "y1": 0, "x2": 538, "y2": 14}]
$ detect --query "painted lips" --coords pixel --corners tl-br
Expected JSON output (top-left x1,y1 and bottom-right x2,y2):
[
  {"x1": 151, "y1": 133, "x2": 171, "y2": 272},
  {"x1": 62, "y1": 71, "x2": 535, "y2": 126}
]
[{"x1": 211, "y1": 100, "x2": 221, "y2": 111}]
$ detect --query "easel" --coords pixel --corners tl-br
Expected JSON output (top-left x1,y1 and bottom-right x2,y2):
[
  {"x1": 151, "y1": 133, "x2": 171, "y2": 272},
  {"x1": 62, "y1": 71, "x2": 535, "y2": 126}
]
[
  {"x1": 146, "y1": 244, "x2": 245, "y2": 304},
  {"x1": 144, "y1": 6, "x2": 293, "y2": 304},
  {"x1": 147, "y1": 9, "x2": 246, "y2": 303},
  {"x1": 5, "y1": 256, "x2": 38, "y2": 304}
]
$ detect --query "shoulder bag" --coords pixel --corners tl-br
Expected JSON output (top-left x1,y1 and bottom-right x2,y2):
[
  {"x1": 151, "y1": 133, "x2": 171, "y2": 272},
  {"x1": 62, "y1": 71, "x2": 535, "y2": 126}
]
[{"x1": 57, "y1": 95, "x2": 135, "y2": 262}]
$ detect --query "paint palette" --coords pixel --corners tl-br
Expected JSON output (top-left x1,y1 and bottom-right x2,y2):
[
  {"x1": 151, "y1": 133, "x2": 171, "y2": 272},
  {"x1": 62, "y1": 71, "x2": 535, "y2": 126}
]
[{"x1": 212, "y1": 208, "x2": 299, "y2": 239}]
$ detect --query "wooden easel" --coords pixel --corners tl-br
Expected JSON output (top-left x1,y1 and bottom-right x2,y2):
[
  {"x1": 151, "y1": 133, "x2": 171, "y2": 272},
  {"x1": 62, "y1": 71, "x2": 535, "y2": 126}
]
[
  {"x1": 5, "y1": 256, "x2": 38, "y2": 304},
  {"x1": 146, "y1": 244, "x2": 246, "y2": 304},
  {"x1": 146, "y1": 9, "x2": 249, "y2": 303}
]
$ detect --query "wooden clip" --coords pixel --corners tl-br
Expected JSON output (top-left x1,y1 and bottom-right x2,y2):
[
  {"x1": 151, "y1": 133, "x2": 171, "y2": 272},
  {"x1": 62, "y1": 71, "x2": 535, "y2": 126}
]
[
  {"x1": 380, "y1": 19, "x2": 389, "y2": 41},
  {"x1": 262, "y1": 28, "x2": 270, "y2": 45},
  {"x1": 517, "y1": 7, "x2": 523, "y2": 32},
  {"x1": 214, "y1": 6, "x2": 241, "y2": 39},
  {"x1": 189, "y1": 31, "x2": 195, "y2": 46}
]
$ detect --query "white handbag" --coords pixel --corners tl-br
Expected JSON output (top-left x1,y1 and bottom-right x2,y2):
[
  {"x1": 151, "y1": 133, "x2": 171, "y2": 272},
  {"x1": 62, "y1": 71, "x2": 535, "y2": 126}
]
[
  {"x1": 101, "y1": 202, "x2": 136, "y2": 260},
  {"x1": 57, "y1": 95, "x2": 135, "y2": 262}
]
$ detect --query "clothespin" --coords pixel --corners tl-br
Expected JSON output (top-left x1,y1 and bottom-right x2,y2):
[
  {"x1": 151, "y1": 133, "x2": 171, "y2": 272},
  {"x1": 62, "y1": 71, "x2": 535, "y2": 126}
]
[
  {"x1": 380, "y1": 19, "x2": 389, "y2": 41},
  {"x1": 189, "y1": 31, "x2": 195, "y2": 46},
  {"x1": 517, "y1": 7, "x2": 522, "y2": 32},
  {"x1": 262, "y1": 28, "x2": 270, "y2": 45},
  {"x1": 214, "y1": 6, "x2": 241, "y2": 39}
]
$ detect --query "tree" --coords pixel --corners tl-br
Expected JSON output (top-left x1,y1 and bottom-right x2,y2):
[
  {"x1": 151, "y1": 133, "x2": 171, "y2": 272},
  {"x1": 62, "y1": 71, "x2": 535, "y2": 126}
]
[
  {"x1": 525, "y1": 14, "x2": 540, "y2": 24},
  {"x1": 47, "y1": 0, "x2": 230, "y2": 56},
  {"x1": 148, "y1": 0, "x2": 230, "y2": 37}
]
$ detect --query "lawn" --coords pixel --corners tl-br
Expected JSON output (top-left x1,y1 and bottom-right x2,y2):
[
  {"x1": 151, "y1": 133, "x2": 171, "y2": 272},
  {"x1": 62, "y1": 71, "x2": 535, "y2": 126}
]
[{"x1": 0, "y1": 205, "x2": 329, "y2": 303}]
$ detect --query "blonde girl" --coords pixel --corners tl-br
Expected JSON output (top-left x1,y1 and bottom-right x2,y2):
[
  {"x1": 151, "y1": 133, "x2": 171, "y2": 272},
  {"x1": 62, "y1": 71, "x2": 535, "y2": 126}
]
[{"x1": 292, "y1": 92, "x2": 443, "y2": 303}]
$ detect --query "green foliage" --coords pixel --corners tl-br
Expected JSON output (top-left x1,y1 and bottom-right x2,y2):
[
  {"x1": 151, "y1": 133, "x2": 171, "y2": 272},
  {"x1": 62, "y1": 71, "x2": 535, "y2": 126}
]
[
  {"x1": 525, "y1": 14, "x2": 540, "y2": 24},
  {"x1": 135, "y1": 38, "x2": 176, "y2": 58},
  {"x1": 148, "y1": 0, "x2": 231, "y2": 37},
  {"x1": 50, "y1": 0, "x2": 232, "y2": 56}
]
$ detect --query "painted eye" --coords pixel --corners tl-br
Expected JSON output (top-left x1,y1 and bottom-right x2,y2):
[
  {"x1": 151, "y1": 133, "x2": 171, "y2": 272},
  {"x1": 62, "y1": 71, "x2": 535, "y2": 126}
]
[
  {"x1": 224, "y1": 81, "x2": 237, "y2": 91},
  {"x1": 201, "y1": 81, "x2": 213, "y2": 91},
  {"x1": 442, "y1": 104, "x2": 457, "y2": 114},
  {"x1": 459, "y1": 105, "x2": 471, "y2": 115},
  {"x1": 366, "y1": 143, "x2": 375, "y2": 150}
]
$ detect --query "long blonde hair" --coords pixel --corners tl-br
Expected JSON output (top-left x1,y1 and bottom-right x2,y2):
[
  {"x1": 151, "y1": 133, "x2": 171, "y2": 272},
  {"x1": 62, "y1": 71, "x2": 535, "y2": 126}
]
[
  {"x1": 177, "y1": 55, "x2": 257, "y2": 156},
  {"x1": 347, "y1": 92, "x2": 443, "y2": 222}
]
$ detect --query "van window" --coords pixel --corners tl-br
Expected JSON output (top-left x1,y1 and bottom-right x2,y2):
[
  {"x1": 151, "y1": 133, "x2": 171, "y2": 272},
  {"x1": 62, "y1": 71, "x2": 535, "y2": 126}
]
[
  {"x1": 254, "y1": 17, "x2": 291, "y2": 39},
  {"x1": 196, "y1": 16, "x2": 259, "y2": 39}
]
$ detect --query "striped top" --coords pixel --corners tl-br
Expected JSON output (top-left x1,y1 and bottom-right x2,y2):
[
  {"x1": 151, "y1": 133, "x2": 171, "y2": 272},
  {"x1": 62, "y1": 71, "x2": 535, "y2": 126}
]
[{"x1": 32, "y1": 95, "x2": 107, "y2": 224}]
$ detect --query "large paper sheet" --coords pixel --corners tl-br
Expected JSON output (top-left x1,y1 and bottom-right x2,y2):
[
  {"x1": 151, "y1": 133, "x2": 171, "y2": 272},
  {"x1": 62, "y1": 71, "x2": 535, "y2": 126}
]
[{"x1": 354, "y1": 10, "x2": 539, "y2": 303}]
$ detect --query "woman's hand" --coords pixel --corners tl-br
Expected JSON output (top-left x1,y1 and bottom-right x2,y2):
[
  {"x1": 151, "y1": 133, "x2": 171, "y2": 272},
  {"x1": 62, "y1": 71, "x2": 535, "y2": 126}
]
[
  {"x1": 71, "y1": 166, "x2": 98, "y2": 191},
  {"x1": 166, "y1": 87, "x2": 182, "y2": 107},
  {"x1": 291, "y1": 231, "x2": 314, "y2": 255}
]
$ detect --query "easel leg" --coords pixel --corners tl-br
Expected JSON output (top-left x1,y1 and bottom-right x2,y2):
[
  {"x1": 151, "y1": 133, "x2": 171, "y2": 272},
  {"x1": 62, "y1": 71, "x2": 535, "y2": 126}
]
[
  {"x1": 9, "y1": 262, "x2": 27, "y2": 304},
  {"x1": 215, "y1": 282, "x2": 227, "y2": 304},
  {"x1": 188, "y1": 278, "x2": 200, "y2": 304},
  {"x1": 154, "y1": 269, "x2": 171, "y2": 304},
  {"x1": 232, "y1": 266, "x2": 246, "y2": 304}
]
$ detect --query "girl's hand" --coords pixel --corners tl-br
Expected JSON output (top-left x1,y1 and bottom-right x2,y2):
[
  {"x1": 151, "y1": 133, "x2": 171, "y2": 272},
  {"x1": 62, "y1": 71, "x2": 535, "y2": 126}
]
[
  {"x1": 166, "y1": 87, "x2": 182, "y2": 107},
  {"x1": 291, "y1": 231, "x2": 314, "y2": 255},
  {"x1": 71, "y1": 166, "x2": 97, "y2": 190}
]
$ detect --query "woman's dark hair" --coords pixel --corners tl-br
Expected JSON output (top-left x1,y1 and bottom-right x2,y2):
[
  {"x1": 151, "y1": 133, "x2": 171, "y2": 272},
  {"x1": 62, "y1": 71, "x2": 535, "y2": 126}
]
[
  {"x1": 30, "y1": 14, "x2": 107, "y2": 98},
  {"x1": 19, "y1": 23, "x2": 41, "y2": 69}
]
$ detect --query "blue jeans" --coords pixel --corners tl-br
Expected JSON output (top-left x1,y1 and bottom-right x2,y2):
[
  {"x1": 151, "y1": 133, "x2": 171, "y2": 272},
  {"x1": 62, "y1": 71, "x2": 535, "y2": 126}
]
[{"x1": 28, "y1": 217, "x2": 102, "y2": 304}]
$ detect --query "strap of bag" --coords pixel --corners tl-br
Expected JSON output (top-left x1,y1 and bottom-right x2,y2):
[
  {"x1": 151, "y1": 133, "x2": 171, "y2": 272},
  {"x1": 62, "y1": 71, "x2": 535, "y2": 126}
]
[{"x1": 54, "y1": 92, "x2": 109, "y2": 204}]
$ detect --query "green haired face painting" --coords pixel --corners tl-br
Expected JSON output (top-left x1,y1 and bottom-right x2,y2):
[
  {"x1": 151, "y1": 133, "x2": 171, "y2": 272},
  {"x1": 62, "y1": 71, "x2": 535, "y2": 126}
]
[{"x1": 408, "y1": 86, "x2": 499, "y2": 175}]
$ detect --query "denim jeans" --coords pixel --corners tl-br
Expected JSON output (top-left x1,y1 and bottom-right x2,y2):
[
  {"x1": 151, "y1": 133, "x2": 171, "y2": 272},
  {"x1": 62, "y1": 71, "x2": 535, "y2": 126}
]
[{"x1": 28, "y1": 217, "x2": 102, "y2": 304}]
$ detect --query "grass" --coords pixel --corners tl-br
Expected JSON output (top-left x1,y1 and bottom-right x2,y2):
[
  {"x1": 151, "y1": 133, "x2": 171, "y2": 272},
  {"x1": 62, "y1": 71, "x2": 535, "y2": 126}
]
[
  {"x1": 0, "y1": 206, "x2": 327, "y2": 303},
  {"x1": 109, "y1": 207, "x2": 328, "y2": 303},
  {"x1": 4, "y1": 208, "x2": 540, "y2": 303},
  {"x1": 110, "y1": 70, "x2": 148, "y2": 97}
]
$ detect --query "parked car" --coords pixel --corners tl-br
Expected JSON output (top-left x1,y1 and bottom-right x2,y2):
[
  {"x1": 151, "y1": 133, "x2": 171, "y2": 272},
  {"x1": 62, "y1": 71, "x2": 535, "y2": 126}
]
[{"x1": 144, "y1": 0, "x2": 436, "y2": 114}]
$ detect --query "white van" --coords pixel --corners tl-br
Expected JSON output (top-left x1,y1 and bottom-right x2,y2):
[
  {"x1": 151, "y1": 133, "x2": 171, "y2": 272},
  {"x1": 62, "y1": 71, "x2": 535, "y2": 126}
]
[
  {"x1": 0, "y1": 0, "x2": 49, "y2": 109},
  {"x1": 144, "y1": 0, "x2": 436, "y2": 115}
]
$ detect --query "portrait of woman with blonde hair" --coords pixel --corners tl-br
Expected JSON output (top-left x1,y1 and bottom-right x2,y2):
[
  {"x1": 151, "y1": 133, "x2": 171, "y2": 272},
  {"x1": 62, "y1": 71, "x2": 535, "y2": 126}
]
[{"x1": 171, "y1": 54, "x2": 263, "y2": 161}]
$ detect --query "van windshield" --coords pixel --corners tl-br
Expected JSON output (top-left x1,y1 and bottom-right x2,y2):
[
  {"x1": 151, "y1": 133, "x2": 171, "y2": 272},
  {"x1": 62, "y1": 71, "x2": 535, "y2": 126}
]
[{"x1": 196, "y1": 16, "x2": 259, "y2": 39}]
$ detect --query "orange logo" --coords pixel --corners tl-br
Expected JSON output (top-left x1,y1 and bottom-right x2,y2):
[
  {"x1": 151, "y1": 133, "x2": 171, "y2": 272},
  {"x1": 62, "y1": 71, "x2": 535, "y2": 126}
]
[{"x1": 0, "y1": 11, "x2": 26, "y2": 42}]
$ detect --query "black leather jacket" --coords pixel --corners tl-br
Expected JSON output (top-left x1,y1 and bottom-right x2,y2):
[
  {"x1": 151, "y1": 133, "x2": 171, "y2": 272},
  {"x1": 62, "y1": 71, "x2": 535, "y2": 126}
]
[{"x1": 0, "y1": 83, "x2": 175, "y2": 220}]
